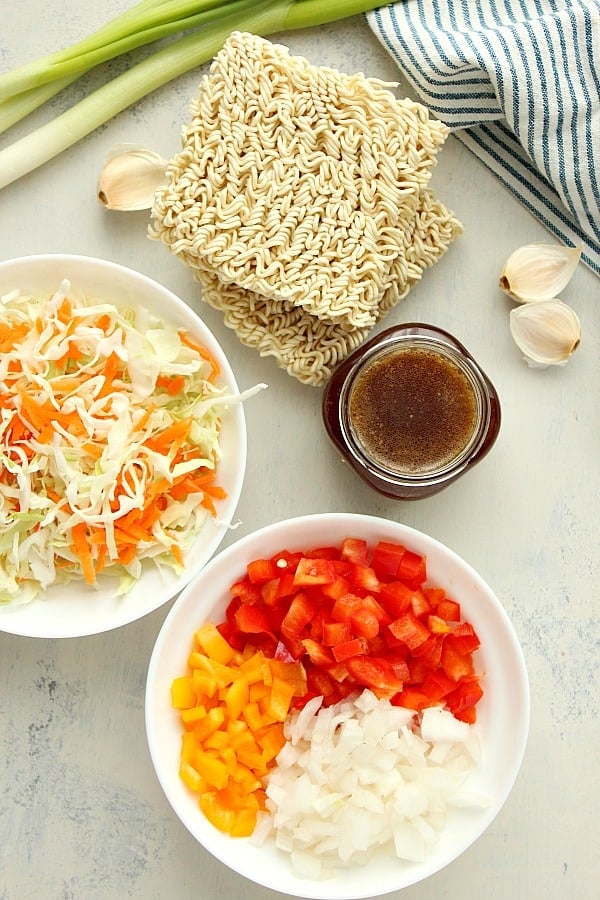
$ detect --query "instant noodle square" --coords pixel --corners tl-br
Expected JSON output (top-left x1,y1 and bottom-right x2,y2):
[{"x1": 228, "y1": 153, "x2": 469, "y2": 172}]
[
  {"x1": 195, "y1": 191, "x2": 462, "y2": 385},
  {"x1": 151, "y1": 32, "x2": 452, "y2": 332}
]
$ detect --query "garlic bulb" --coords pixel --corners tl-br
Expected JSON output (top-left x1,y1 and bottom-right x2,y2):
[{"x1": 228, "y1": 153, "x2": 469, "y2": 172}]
[
  {"x1": 509, "y1": 299, "x2": 581, "y2": 366},
  {"x1": 97, "y1": 146, "x2": 168, "y2": 211},
  {"x1": 499, "y1": 243, "x2": 582, "y2": 302}
]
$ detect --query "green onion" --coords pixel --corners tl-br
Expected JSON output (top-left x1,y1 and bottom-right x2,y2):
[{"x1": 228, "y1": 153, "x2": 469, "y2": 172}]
[{"x1": 0, "y1": 0, "x2": 386, "y2": 190}]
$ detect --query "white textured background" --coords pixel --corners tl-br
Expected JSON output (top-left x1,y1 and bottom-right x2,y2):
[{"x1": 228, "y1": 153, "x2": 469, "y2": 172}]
[{"x1": 0, "y1": 3, "x2": 598, "y2": 898}]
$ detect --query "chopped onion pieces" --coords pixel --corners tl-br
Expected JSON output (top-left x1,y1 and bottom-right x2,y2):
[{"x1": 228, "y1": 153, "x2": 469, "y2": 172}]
[{"x1": 252, "y1": 690, "x2": 489, "y2": 878}]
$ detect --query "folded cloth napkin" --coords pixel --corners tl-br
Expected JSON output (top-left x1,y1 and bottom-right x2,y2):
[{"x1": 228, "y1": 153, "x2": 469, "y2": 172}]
[{"x1": 367, "y1": 0, "x2": 600, "y2": 276}]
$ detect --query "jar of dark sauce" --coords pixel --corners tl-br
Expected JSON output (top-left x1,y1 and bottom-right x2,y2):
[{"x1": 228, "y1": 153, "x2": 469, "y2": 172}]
[{"x1": 322, "y1": 324, "x2": 501, "y2": 499}]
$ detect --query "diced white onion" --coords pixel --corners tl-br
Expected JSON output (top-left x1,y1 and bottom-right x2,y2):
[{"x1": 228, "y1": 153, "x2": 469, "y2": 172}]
[{"x1": 252, "y1": 690, "x2": 489, "y2": 877}]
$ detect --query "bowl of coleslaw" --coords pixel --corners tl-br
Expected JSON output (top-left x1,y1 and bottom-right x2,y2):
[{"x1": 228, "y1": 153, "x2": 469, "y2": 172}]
[
  {"x1": 0, "y1": 253, "x2": 255, "y2": 638},
  {"x1": 145, "y1": 513, "x2": 530, "y2": 899}
]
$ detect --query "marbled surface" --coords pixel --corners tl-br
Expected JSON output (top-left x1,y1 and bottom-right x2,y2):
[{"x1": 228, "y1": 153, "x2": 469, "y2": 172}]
[{"x1": 0, "y1": 3, "x2": 598, "y2": 899}]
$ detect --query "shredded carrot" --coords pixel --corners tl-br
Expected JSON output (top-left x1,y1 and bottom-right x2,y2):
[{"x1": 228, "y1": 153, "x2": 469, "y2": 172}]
[
  {"x1": 56, "y1": 297, "x2": 72, "y2": 323},
  {"x1": 144, "y1": 417, "x2": 192, "y2": 455},
  {"x1": 97, "y1": 351, "x2": 122, "y2": 398},
  {"x1": 0, "y1": 321, "x2": 30, "y2": 352},
  {"x1": 179, "y1": 330, "x2": 221, "y2": 382},
  {"x1": 55, "y1": 341, "x2": 85, "y2": 369},
  {"x1": 70, "y1": 522, "x2": 96, "y2": 585},
  {"x1": 157, "y1": 374, "x2": 187, "y2": 396},
  {"x1": 170, "y1": 543, "x2": 184, "y2": 567}
]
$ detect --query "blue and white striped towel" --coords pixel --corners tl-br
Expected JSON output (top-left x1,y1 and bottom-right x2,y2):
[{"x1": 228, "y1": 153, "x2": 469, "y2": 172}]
[{"x1": 367, "y1": 0, "x2": 600, "y2": 276}]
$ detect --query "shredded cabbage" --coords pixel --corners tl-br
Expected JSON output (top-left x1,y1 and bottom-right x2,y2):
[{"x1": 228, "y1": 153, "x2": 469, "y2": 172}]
[{"x1": 0, "y1": 279, "x2": 260, "y2": 603}]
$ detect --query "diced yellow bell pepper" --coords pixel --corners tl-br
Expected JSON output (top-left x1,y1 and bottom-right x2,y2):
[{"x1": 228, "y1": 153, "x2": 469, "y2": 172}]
[
  {"x1": 249, "y1": 681, "x2": 270, "y2": 702},
  {"x1": 173, "y1": 624, "x2": 310, "y2": 838},
  {"x1": 229, "y1": 807, "x2": 257, "y2": 837},
  {"x1": 171, "y1": 676, "x2": 196, "y2": 709},
  {"x1": 224, "y1": 676, "x2": 249, "y2": 721},
  {"x1": 242, "y1": 701, "x2": 263, "y2": 733},
  {"x1": 254, "y1": 721, "x2": 286, "y2": 762},
  {"x1": 191, "y1": 705, "x2": 225, "y2": 741},
  {"x1": 194, "y1": 750, "x2": 229, "y2": 790},
  {"x1": 179, "y1": 759, "x2": 204, "y2": 793},
  {"x1": 191, "y1": 667, "x2": 218, "y2": 698},
  {"x1": 180, "y1": 704, "x2": 208, "y2": 725},
  {"x1": 200, "y1": 791, "x2": 236, "y2": 833},
  {"x1": 195, "y1": 623, "x2": 236, "y2": 664}
]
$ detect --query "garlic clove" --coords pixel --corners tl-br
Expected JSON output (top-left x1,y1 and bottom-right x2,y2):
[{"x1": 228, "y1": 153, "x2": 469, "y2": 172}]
[
  {"x1": 499, "y1": 242, "x2": 582, "y2": 302},
  {"x1": 509, "y1": 299, "x2": 581, "y2": 367},
  {"x1": 97, "y1": 146, "x2": 168, "y2": 211}
]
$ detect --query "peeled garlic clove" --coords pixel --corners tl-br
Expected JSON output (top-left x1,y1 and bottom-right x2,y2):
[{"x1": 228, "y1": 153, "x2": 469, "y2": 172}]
[
  {"x1": 509, "y1": 299, "x2": 581, "y2": 366},
  {"x1": 97, "y1": 147, "x2": 168, "y2": 211},
  {"x1": 499, "y1": 242, "x2": 582, "y2": 302}
]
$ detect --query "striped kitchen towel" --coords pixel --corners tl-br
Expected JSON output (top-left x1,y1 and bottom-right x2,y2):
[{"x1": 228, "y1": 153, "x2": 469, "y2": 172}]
[{"x1": 367, "y1": 0, "x2": 600, "y2": 276}]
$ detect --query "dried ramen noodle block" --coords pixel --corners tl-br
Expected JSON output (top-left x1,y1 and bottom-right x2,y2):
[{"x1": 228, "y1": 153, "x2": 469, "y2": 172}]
[
  {"x1": 196, "y1": 271, "x2": 371, "y2": 387},
  {"x1": 151, "y1": 31, "x2": 450, "y2": 330},
  {"x1": 150, "y1": 32, "x2": 463, "y2": 384},
  {"x1": 197, "y1": 191, "x2": 463, "y2": 386}
]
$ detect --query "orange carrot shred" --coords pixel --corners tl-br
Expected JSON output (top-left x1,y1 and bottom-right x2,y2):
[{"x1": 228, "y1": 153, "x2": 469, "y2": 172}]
[{"x1": 70, "y1": 522, "x2": 96, "y2": 585}]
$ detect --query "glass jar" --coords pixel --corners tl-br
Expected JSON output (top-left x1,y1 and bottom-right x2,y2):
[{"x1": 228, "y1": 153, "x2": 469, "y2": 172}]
[{"x1": 322, "y1": 324, "x2": 501, "y2": 499}]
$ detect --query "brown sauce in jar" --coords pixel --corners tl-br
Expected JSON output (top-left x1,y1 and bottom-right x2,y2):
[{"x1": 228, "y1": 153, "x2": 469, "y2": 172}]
[{"x1": 347, "y1": 346, "x2": 479, "y2": 475}]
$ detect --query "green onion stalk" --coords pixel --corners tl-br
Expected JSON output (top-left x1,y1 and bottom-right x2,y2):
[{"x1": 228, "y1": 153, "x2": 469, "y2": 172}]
[{"x1": 0, "y1": 0, "x2": 387, "y2": 190}]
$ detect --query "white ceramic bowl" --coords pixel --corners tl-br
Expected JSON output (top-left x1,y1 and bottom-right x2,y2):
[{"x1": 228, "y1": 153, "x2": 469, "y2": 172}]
[
  {"x1": 0, "y1": 254, "x2": 247, "y2": 638},
  {"x1": 145, "y1": 513, "x2": 530, "y2": 899}
]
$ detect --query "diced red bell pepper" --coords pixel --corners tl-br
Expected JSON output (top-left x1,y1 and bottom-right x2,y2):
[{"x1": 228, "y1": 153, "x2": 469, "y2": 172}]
[
  {"x1": 348, "y1": 564, "x2": 380, "y2": 593},
  {"x1": 406, "y1": 656, "x2": 429, "y2": 685},
  {"x1": 331, "y1": 592, "x2": 363, "y2": 622},
  {"x1": 392, "y1": 687, "x2": 430, "y2": 711},
  {"x1": 448, "y1": 622, "x2": 481, "y2": 655},
  {"x1": 350, "y1": 607, "x2": 380, "y2": 640},
  {"x1": 366, "y1": 634, "x2": 388, "y2": 657},
  {"x1": 307, "y1": 546, "x2": 341, "y2": 560},
  {"x1": 385, "y1": 654, "x2": 410, "y2": 683},
  {"x1": 441, "y1": 639, "x2": 475, "y2": 681},
  {"x1": 293, "y1": 557, "x2": 336, "y2": 586},
  {"x1": 410, "y1": 589, "x2": 431, "y2": 618},
  {"x1": 273, "y1": 549, "x2": 303, "y2": 570},
  {"x1": 340, "y1": 537, "x2": 369, "y2": 566},
  {"x1": 229, "y1": 580, "x2": 261, "y2": 604},
  {"x1": 436, "y1": 597, "x2": 461, "y2": 622},
  {"x1": 371, "y1": 540, "x2": 406, "y2": 578},
  {"x1": 304, "y1": 664, "x2": 340, "y2": 706},
  {"x1": 454, "y1": 705, "x2": 477, "y2": 724},
  {"x1": 321, "y1": 576, "x2": 352, "y2": 601},
  {"x1": 345, "y1": 656, "x2": 404, "y2": 695},
  {"x1": 378, "y1": 581, "x2": 415, "y2": 618},
  {"x1": 423, "y1": 587, "x2": 445, "y2": 609},
  {"x1": 275, "y1": 570, "x2": 297, "y2": 600},
  {"x1": 280, "y1": 592, "x2": 317, "y2": 642},
  {"x1": 322, "y1": 621, "x2": 352, "y2": 646},
  {"x1": 428, "y1": 614, "x2": 453, "y2": 634},
  {"x1": 388, "y1": 612, "x2": 431, "y2": 650},
  {"x1": 217, "y1": 535, "x2": 485, "y2": 719},
  {"x1": 301, "y1": 638, "x2": 335, "y2": 667},
  {"x1": 234, "y1": 603, "x2": 273, "y2": 635},
  {"x1": 216, "y1": 620, "x2": 245, "y2": 650},
  {"x1": 396, "y1": 549, "x2": 427, "y2": 586},
  {"x1": 331, "y1": 637, "x2": 368, "y2": 663},
  {"x1": 260, "y1": 578, "x2": 280, "y2": 607},
  {"x1": 420, "y1": 669, "x2": 456, "y2": 701},
  {"x1": 246, "y1": 557, "x2": 280, "y2": 584},
  {"x1": 411, "y1": 633, "x2": 444, "y2": 668},
  {"x1": 445, "y1": 676, "x2": 484, "y2": 716}
]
